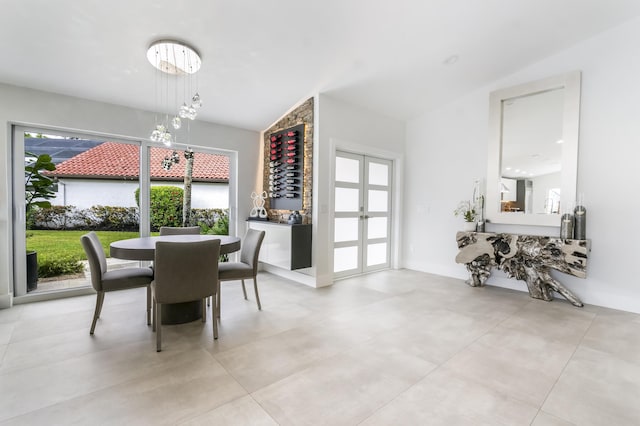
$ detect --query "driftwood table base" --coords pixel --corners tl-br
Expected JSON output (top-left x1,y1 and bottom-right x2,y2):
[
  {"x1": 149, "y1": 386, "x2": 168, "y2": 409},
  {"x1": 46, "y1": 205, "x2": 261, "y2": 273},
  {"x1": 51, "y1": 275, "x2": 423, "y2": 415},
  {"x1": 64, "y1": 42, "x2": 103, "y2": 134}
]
[{"x1": 456, "y1": 232, "x2": 589, "y2": 307}]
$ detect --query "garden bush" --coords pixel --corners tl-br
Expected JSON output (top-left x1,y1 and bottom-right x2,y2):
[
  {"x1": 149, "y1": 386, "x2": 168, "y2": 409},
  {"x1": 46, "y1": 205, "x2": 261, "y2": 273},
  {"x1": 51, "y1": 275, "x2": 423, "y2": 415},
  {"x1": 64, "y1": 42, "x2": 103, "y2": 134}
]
[
  {"x1": 136, "y1": 186, "x2": 183, "y2": 230},
  {"x1": 37, "y1": 254, "x2": 84, "y2": 278}
]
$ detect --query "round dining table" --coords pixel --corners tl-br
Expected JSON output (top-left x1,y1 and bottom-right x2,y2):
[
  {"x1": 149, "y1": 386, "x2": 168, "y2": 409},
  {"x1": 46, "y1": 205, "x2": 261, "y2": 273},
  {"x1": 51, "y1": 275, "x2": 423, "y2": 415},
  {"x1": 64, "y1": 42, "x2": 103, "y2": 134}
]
[{"x1": 110, "y1": 234, "x2": 241, "y2": 324}]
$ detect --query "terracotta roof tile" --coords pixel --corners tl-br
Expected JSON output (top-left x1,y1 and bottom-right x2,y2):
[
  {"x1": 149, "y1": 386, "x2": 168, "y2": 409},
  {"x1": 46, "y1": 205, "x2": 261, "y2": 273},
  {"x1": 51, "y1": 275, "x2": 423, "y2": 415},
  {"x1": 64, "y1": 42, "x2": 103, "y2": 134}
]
[{"x1": 50, "y1": 142, "x2": 229, "y2": 182}]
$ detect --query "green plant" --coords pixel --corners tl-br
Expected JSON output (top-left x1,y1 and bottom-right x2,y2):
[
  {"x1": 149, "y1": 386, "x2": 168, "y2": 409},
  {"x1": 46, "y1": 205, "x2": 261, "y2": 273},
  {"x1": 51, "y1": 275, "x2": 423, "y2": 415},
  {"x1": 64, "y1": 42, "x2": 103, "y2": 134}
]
[
  {"x1": 454, "y1": 200, "x2": 477, "y2": 222},
  {"x1": 24, "y1": 152, "x2": 56, "y2": 229},
  {"x1": 37, "y1": 255, "x2": 84, "y2": 278},
  {"x1": 135, "y1": 186, "x2": 183, "y2": 230}
]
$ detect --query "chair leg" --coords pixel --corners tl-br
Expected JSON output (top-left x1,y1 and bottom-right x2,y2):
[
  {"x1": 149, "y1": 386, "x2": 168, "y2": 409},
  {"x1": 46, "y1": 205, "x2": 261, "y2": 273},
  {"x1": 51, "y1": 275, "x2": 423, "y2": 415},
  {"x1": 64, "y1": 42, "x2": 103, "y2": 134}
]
[
  {"x1": 156, "y1": 303, "x2": 162, "y2": 352},
  {"x1": 152, "y1": 296, "x2": 156, "y2": 332},
  {"x1": 253, "y1": 277, "x2": 262, "y2": 310},
  {"x1": 146, "y1": 286, "x2": 151, "y2": 325},
  {"x1": 217, "y1": 280, "x2": 221, "y2": 318},
  {"x1": 90, "y1": 291, "x2": 105, "y2": 335},
  {"x1": 212, "y1": 297, "x2": 218, "y2": 340},
  {"x1": 241, "y1": 279, "x2": 248, "y2": 300}
]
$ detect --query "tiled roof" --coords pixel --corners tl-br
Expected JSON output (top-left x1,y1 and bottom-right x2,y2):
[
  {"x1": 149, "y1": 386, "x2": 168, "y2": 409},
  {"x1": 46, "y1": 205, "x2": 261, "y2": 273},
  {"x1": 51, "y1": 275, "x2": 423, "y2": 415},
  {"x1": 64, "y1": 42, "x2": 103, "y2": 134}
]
[{"x1": 50, "y1": 142, "x2": 229, "y2": 182}]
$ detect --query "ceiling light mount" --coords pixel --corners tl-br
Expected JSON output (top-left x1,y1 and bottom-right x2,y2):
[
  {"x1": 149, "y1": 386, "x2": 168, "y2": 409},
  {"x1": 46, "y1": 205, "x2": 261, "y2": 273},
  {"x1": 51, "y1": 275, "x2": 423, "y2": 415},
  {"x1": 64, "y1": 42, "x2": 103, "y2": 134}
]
[{"x1": 147, "y1": 40, "x2": 201, "y2": 75}]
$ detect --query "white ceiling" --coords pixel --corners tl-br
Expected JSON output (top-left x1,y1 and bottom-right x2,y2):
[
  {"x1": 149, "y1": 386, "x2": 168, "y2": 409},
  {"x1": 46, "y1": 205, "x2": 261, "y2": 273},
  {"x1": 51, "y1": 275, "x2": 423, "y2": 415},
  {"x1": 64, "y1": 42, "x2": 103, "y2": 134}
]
[{"x1": 1, "y1": 0, "x2": 639, "y2": 131}]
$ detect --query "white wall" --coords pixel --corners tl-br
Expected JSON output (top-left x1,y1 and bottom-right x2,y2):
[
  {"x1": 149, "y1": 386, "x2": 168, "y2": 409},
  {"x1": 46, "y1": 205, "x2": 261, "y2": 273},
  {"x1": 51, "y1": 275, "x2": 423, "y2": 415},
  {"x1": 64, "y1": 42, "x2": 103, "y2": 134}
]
[
  {"x1": 313, "y1": 94, "x2": 405, "y2": 287},
  {"x1": 0, "y1": 83, "x2": 259, "y2": 307},
  {"x1": 531, "y1": 172, "x2": 560, "y2": 214},
  {"x1": 52, "y1": 179, "x2": 228, "y2": 210},
  {"x1": 403, "y1": 17, "x2": 640, "y2": 313}
]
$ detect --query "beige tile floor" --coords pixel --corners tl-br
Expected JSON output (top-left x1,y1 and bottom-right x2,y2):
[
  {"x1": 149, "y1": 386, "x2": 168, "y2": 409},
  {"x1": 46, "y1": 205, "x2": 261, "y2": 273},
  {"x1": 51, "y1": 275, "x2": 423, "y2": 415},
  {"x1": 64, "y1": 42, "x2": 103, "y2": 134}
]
[{"x1": 0, "y1": 269, "x2": 639, "y2": 425}]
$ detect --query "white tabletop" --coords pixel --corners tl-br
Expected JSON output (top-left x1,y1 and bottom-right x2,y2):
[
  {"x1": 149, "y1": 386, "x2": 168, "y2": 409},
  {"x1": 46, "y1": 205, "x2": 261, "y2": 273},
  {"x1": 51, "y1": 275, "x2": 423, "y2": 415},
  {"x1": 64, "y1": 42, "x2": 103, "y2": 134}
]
[{"x1": 110, "y1": 235, "x2": 241, "y2": 261}]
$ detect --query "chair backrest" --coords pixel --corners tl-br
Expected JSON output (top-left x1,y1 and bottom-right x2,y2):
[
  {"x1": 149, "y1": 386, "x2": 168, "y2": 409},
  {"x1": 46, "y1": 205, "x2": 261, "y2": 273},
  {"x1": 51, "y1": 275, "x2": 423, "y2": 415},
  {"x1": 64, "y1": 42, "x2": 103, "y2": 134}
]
[
  {"x1": 240, "y1": 229, "x2": 266, "y2": 274},
  {"x1": 154, "y1": 239, "x2": 221, "y2": 304},
  {"x1": 159, "y1": 226, "x2": 201, "y2": 236},
  {"x1": 80, "y1": 231, "x2": 107, "y2": 291}
]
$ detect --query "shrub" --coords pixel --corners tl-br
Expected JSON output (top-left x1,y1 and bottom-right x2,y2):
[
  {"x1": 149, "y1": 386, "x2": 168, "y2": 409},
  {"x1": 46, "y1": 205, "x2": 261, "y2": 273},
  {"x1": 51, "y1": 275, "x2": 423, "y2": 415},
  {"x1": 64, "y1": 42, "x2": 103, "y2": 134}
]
[
  {"x1": 85, "y1": 205, "x2": 139, "y2": 231},
  {"x1": 38, "y1": 255, "x2": 84, "y2": 278},
  {"x1": 136, "y1": 186, "x2": 183, "y2": 230}
]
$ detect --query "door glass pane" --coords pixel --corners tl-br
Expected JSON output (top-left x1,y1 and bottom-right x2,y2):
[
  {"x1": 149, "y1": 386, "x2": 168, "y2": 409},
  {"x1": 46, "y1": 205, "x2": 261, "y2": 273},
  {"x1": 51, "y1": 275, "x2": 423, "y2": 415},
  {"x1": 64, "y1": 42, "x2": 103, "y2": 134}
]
[
  {"x1": 367, "y1": 243, "x2": 387, "y2": 266},
  {"x1": 368, "y1": 190, "x2": 388, "y2": 212},
  {"x1": 369, "y1": 162, "x2": 388, "y2": 186},
  {"x1": 334, "y1": 246, "x2": 358, "y2": 272},
  {"x1": 334, "y1": 218, "x2": 359, "y2": 242},
  {"x1": 23, "y1": 134, "x2": 140, "y2": 295},
  {"x1": 335, "y1": 157, "x2": 360, "y2": 183},
  {"x1": 367, "y1": 217, "x2": 387, "y2": 239},
  {"x1": 335, "y1": 187, "x2": 359, "y2": 212}
]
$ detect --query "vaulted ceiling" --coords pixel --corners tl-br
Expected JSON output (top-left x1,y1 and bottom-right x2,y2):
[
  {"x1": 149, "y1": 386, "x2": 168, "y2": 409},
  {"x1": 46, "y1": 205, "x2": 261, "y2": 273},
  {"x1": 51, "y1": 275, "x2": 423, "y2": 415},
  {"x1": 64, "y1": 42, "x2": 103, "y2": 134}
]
[{"x1": 1, "y1": 1, "x2": 639, "y2": 131}]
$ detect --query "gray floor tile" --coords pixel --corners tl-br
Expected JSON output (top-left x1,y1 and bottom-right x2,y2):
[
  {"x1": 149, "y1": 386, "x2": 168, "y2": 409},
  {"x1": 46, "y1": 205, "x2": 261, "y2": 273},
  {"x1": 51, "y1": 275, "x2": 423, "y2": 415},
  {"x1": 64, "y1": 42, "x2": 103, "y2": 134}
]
[{"x1": 542, "y1": 346, "x2": 640, "y2": 426}]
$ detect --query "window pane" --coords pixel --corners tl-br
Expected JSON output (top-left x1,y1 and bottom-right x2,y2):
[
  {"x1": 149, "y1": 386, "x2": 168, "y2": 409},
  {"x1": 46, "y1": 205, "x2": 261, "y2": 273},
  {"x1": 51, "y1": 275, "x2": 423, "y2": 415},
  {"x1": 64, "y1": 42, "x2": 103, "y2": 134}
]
[
  {"x1": 367, "y1": 243, "x2": 387, "y2": 266},
  {"x1": 335, "y1": 157, "x2": 360, "y2": 183},
  {"x1": 367, "y1": 217, "x2": 387, "y2": 239},
  {"x1": 334, "y1": 246, "x2": 358, "y2": 272},
  {"x1": 334, "y1": 218, "x2": 359, "y2": 242},
  {"x1": 335, "y1": 187, "x2": 359, "y2": 212},
  {"x1": 368, "y1": 162, "x2": 388, "y2": 186},
  {"x1": 368, "y1": 190, "x2": 388, "y2": 212}
]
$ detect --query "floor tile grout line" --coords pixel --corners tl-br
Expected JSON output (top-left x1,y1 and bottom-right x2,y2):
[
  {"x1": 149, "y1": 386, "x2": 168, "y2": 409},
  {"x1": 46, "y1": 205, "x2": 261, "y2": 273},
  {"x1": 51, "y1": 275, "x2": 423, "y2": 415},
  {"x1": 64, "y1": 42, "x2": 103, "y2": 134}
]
[{"x1": 535, "y1": 307, "x2": 599, "y2": 422}]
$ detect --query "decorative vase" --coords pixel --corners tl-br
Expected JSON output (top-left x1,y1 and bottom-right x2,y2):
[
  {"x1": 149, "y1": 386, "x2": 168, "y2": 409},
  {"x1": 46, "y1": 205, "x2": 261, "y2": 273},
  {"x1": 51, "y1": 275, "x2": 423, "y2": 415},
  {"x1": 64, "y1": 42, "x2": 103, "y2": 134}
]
[{"x1": 462, "y1": 221, "x2": 477, "y2": 232}]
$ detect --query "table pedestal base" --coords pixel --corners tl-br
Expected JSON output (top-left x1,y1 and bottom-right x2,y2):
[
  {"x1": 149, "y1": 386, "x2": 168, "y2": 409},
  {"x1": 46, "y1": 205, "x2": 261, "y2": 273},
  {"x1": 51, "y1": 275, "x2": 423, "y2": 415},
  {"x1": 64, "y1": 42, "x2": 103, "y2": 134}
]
[{"x1": 161, "y1": 301, "x2": 203, "y2": 324}]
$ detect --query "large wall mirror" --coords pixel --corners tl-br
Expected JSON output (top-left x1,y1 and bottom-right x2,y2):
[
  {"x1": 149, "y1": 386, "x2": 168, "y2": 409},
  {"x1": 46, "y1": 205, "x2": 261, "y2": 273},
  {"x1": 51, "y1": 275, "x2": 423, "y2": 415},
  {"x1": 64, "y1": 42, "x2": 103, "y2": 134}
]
[{"x1": 486, "y1": 71, "x2": 581, "y2": 227}]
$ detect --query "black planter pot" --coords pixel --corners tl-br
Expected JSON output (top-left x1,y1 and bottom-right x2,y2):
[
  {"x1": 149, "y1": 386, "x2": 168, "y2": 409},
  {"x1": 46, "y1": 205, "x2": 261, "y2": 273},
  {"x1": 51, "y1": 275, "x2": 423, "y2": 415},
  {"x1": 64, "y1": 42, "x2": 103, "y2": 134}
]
[{"x1": 26, "y1": 251, "x2": 38, "y2": 292}]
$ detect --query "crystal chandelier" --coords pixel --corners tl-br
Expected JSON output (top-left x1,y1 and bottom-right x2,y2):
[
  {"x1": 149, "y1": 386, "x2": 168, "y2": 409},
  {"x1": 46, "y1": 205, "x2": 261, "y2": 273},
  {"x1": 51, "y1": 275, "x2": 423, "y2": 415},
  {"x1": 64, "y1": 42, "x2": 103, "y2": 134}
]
[{"x1": 147, "y1": 40, "x2": 202, "y2": 147}]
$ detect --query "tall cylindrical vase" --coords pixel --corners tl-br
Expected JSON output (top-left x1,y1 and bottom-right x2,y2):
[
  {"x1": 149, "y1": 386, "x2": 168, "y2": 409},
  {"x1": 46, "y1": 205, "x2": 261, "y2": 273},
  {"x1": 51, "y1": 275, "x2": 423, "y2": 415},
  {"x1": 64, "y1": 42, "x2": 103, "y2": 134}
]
[
  {"x1": 560, "y1": 213, "x2": 574, "y2": 239},
  {"x1": 574, "y1": 205, "x2": 586, "y2": 240}
]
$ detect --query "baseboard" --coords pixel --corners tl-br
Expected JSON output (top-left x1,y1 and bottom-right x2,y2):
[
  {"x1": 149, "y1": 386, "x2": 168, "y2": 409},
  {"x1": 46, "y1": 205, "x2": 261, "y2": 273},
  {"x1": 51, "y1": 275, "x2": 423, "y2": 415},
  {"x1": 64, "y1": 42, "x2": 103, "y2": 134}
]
[{"x1": 0, "y1": 293, "x2": 13, "y2": 309}]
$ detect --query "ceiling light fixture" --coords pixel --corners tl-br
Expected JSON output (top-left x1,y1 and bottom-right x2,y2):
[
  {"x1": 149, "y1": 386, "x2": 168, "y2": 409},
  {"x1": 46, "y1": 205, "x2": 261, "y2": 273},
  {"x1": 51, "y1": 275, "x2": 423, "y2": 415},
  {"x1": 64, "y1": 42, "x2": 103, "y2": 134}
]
[{"x1": 147, "y1": 40, "x2": 203, "y2": 147}]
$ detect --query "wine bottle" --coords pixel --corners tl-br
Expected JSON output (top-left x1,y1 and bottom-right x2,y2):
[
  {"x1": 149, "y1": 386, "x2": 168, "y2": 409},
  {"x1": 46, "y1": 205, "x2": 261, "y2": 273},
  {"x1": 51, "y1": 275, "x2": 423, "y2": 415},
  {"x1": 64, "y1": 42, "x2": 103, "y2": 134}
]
[
  {"x1": 286, "y1": 139, "x2": 296, "y2": 144},
  {"x1": 286, "y1": 186, "x2": 296, "y2": 191},
  {"x1": 286, "y1": 131, "x2": 297, "y2": 137},
  {"x1": 285, "y1": 193, "x2": 296, "y2": 198}
]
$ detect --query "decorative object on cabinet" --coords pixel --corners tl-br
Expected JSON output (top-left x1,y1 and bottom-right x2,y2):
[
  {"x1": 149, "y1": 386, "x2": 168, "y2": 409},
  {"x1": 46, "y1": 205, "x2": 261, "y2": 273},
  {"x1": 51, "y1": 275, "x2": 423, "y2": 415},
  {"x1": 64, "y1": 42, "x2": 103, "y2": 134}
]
[
  {"x1": 574, "y1": 194, "x2": 587, "y2": 239},
  {"x1": 454, "y1": 200, "x2": 477, "y2": 231},
  {"x1": 268, "y1": 123, "x2": 304, "y2": 211},
  {"x1": 560, "y1": 212, "x2": 574, "y2": 239},
  {"x1": 455, "y1": 231, "x2": 589, "y2": 307},
  {"x1": 248, "y1": 191, "x2": 268, "y2": 220},
  {"x1": 288, "y1": 211, "x2": 302, "y2": 225}
]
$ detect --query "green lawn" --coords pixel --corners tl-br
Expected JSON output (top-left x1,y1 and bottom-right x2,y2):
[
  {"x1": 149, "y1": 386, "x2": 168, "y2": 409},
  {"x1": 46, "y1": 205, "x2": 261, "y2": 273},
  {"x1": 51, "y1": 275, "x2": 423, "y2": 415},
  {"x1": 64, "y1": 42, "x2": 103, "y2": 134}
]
[{"x1": 26, "y1": 230, "x2": 149, "y2": 261}]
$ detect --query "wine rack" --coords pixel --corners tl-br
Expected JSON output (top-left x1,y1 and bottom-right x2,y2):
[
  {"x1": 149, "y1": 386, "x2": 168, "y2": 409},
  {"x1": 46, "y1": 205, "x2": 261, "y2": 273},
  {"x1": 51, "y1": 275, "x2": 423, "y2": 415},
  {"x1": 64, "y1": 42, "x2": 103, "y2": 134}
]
[{"x1": 268, "y1": 123, "x2": 304, "y2": 210}]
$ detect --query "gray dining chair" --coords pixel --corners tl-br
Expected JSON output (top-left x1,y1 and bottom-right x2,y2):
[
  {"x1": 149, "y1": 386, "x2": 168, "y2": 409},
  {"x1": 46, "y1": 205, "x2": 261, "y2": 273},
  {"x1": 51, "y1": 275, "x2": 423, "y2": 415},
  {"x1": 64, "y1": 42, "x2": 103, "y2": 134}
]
[
  {"x1": 159, "y1": 226, "x2": 201, "y2": 235},
  {"x1": 217, "y1": 229, "x2": 266, "y2": 316},
  {"x1": 152, "y1": 239, "x2": 221, "y2": 352},
  {"x1": 80, "y1": 231, "x2": 153, "y2": 335}
]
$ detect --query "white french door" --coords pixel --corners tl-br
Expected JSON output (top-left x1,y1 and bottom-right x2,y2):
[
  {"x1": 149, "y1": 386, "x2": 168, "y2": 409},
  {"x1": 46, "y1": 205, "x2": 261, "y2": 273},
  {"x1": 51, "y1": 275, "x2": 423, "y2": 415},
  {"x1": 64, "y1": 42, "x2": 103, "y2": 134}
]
[{"x1": 333, "y1": 151, "x2": 392, "y2": 278}]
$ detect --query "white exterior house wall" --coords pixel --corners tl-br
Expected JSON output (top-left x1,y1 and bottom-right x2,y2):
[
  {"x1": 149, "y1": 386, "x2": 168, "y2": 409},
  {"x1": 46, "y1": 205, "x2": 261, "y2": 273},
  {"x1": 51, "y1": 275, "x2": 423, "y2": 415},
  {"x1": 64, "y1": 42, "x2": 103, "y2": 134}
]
[{"x1": 52, "y1": 179, "x2": 228, "y2": 209}]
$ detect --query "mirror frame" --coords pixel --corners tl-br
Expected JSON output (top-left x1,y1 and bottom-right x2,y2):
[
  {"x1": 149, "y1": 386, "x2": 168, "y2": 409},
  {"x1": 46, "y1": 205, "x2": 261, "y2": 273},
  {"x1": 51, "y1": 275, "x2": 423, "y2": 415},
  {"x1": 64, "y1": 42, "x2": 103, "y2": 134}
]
[{"x1": 486, "y1": 71, "x2": 581, "y2": 227}]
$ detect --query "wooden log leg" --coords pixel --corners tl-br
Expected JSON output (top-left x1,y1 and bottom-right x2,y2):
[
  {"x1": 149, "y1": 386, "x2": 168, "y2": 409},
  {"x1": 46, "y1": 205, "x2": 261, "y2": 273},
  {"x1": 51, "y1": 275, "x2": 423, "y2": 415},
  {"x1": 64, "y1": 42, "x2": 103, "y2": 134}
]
[
  {"x1": 521, "y1": 264, "x2": 554, "y2": 302},
  {"x1": 537, "y1": 268, "x2": 584, "y2": 307},
  {"x1": 465, "y1": 254, "x2": 492, "y2": 287}
]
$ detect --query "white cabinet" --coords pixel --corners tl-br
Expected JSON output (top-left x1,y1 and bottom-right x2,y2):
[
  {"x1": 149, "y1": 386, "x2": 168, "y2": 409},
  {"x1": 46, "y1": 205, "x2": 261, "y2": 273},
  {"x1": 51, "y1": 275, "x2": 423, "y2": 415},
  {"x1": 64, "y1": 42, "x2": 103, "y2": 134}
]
[{"x1": 247, "y1": 221, "x2": 312, "y2": 270}]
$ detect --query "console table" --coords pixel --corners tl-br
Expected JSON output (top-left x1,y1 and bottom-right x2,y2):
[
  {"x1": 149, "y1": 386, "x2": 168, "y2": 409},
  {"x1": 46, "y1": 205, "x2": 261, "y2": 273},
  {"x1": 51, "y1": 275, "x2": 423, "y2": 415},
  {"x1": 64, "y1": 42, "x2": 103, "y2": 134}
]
[{"x1": 455, "y1": 232, "x2": 589, "y2": 307}]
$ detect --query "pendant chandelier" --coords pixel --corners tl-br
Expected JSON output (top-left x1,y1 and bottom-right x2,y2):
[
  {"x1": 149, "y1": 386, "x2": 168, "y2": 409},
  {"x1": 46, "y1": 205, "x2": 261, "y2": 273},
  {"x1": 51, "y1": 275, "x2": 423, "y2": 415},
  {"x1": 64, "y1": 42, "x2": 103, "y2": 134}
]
[{"x1": 147, "y1": 40, "x2": 202, "y2": 147}]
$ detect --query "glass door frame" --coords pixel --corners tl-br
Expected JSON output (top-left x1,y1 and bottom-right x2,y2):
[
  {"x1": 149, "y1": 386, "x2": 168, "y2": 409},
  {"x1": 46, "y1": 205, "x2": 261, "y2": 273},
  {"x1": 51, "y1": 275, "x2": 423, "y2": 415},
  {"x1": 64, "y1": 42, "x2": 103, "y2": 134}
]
[
  {"x1": 332, "y1": 150, "x2": 394, "y2": 279},
  {"x1": 12, "y1": 125, "x2": 150, "y2": 301}
]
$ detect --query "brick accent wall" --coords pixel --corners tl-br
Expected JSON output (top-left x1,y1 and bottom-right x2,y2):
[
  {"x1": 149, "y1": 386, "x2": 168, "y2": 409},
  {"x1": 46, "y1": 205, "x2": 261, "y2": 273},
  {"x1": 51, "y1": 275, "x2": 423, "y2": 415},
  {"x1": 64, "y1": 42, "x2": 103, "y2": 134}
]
[{"x1": 262, "y1": 97, "x2": 313, "y2": 224}]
